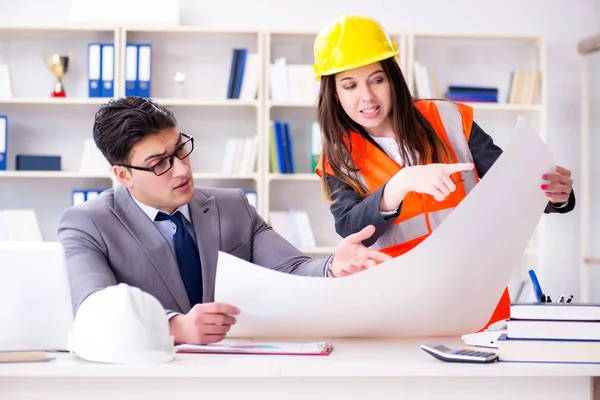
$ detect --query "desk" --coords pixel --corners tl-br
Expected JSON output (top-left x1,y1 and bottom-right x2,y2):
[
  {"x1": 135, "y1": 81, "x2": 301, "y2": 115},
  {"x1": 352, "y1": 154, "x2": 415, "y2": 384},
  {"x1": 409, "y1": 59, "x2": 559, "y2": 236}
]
[{"x1": 1, "y1": 338, "x2": 599, "y2": 400}]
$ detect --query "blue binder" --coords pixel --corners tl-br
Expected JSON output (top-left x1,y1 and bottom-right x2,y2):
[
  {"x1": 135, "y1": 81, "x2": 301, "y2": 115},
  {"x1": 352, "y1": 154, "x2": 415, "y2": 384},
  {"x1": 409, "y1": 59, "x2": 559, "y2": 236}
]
[
  {"x1": 87, "y1": 43, "x2": 102, "y2": 98},
  {"x1": 125, "y1": 43, "x2": 138, "y2": 97},
  {"x1": 137, "y1": 44, "x2": 152, "y2": 98},
  {"x1": 273, "y1": 120, "x2": 287, "y2": 173},
  {"x1": 100, "y1": 43, "x2": 114, "y2": 97}
]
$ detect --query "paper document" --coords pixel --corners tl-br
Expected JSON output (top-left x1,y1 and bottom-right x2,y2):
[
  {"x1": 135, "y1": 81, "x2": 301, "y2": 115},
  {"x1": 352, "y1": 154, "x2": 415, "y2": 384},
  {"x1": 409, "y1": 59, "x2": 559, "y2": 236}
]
[
  {"x1": 176, "y1": 340, "x2": 333, "y2": 355},
  {"x1": 215, "y1": 116, "x2": 555, "y2": 338}
]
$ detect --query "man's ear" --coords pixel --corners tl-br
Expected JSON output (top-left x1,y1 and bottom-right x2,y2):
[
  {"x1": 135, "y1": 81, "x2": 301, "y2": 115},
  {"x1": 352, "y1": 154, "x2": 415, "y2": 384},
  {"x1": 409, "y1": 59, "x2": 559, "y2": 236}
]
[{"x1": 113, "y1": 165, "x2": 133, "y2": 189}]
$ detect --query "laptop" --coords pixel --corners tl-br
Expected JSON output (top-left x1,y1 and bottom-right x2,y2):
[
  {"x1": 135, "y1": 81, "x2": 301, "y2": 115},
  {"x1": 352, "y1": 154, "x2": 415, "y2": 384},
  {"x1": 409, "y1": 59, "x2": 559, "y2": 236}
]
[{"x1": 0, "y1": 241, "x2": 73, "y2": 351}]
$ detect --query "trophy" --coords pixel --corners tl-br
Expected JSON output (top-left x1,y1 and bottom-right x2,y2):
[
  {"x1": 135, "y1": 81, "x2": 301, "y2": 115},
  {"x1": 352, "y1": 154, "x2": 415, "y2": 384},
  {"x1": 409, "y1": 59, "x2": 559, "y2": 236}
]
[{"x1": 44, "y1": 52, "x2": 73, "y2": 97}]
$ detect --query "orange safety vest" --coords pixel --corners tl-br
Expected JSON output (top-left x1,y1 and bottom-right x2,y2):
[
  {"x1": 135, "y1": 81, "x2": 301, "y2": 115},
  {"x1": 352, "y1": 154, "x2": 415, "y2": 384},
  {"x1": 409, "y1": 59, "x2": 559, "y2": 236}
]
[{"x1": 316, "y1": 99, "x2": 510, "y2": 331}]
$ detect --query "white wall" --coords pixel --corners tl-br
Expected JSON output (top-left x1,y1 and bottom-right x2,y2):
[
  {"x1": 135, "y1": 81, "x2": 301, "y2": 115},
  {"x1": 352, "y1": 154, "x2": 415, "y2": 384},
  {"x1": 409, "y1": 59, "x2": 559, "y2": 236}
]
[{"x1": 1, "y1": 0, "x2": 599, "y2": 299}]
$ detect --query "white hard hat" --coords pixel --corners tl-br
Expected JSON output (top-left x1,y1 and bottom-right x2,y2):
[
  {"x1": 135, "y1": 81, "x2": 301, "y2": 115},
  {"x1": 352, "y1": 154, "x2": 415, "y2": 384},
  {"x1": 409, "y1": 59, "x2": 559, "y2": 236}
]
[{"x1": 69, "y1": 283, "x2": 174, "y2": 364}]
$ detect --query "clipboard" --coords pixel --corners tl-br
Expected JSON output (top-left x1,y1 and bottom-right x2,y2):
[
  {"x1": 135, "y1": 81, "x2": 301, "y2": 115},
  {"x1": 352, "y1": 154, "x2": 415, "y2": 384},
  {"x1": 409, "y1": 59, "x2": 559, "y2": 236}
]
[{"x1": 175, "y1": 341, "x2": 334, "y2": 356}]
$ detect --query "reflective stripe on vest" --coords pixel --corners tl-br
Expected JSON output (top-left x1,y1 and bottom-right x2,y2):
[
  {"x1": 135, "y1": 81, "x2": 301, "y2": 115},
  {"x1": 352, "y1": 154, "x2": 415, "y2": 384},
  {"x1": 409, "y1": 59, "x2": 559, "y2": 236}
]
[
  {"x1": 434, "y1": 100, "x2": 478, "y2": 193},
  {"x1": 360, "y1": 100, "x2": 477, "y2": 251},
  {"x1": 369, "y1": 208, "x2": 454, "y2": 250}
]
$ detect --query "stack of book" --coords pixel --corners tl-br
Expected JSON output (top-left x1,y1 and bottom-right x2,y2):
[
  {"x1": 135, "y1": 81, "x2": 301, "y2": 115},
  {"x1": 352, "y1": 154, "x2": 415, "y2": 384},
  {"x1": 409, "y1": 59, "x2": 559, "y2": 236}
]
[
  {"x1": 445, "y1": 85, "x2": 498, "y2": 103},
  {"x1": 498, "y1": 302, "x2": 600, "y2": 363}
]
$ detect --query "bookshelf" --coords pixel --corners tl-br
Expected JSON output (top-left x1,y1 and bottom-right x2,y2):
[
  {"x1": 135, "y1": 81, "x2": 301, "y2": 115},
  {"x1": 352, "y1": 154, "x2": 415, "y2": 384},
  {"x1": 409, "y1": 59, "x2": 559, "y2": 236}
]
[
  {"x1": 578, "y1": 34, "x2": 600, "y2": 302},
  {"x1": 0, "y1": 26, "x2": 548, "y2": 275}
]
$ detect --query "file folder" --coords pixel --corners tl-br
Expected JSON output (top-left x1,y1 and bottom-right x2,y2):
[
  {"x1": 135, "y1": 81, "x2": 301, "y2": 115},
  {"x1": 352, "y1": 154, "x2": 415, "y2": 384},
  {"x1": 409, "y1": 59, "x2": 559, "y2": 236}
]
[
  {"x1": 87, "y1": 43, "x2": 101, "y2": 98},
  {"x1": 100, "y1": 44, "x2": 114, "y2": 98},
  {"x1": 125, "y1": 44, "x2": 138, "y2": 97},
  {"x1": 176, "y1": 341, "x2": 334, "y2": 356},
  {"x1": 0, "y1": 116, "x2": 6, "y2": 171},
  {"x1": 137, "y1": 44, "x2": 152, "y2": 98}
]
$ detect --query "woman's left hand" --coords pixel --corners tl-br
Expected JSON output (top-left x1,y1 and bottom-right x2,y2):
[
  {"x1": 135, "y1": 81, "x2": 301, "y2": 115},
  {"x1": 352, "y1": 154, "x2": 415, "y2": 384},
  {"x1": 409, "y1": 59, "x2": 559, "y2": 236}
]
[{"x1": 541, "y1": 165, "x2": 573, "y2": 204}]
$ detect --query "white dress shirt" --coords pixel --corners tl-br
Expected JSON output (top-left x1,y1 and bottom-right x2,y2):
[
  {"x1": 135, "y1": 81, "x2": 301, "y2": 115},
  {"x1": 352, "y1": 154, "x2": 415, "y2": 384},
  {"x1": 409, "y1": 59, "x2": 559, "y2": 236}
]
[
  {"x1": 133, "y1": 198, "x2": 197, "y2": 246},
  {"x1": 132, "y1": 197, "x2": 197, "y2": 320},
  {"x1": 371, "y1": 135, "x2": 405, "y2": 216}
]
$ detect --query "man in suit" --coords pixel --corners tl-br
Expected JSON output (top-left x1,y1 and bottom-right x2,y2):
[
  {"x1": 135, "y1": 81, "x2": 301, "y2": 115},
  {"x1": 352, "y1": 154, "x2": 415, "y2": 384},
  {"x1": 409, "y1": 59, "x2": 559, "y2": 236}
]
[{"x1": 58, "y1": 97, "x2": 391, "y2": 345}]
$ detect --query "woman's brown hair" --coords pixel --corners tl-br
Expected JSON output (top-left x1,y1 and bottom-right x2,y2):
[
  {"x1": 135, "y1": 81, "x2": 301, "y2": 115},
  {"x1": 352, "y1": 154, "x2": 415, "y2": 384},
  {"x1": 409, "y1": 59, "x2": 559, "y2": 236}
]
[{"x1": 316, "y1": 57, "x2": 454, "y2": 202}]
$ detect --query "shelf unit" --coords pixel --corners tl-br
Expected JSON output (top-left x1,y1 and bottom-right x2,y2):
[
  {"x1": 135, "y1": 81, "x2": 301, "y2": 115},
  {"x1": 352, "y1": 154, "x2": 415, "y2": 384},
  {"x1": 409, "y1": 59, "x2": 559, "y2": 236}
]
[
  {"x1": 579, "y1": 34, "x2": 600, "y2": 302},
  {"x1": 0, "y1": 26, "x2": 548, "y2": 267}
]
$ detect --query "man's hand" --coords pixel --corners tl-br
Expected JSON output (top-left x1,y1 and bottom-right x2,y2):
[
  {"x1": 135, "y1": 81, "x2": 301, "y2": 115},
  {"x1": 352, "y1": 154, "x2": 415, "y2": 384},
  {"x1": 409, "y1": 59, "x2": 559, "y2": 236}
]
[
  {"x1": 169, "y1": 302, "x2": 240, "y2": 344},
  {"x1": 330, "y1": 225, "x2": 392, "y2": 277}
]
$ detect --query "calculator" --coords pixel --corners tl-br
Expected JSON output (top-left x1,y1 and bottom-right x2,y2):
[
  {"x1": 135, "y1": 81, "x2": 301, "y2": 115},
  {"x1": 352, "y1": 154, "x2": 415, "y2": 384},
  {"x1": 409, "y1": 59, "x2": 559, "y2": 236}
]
[{"x1": 421, "y1": 344, "x2": 498, "y2": 363}]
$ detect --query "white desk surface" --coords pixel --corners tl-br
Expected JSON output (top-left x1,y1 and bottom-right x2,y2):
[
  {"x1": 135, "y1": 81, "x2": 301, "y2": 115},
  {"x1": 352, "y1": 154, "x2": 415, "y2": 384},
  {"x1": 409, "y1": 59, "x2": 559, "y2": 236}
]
[{"x1": 2, "y1": 337, "x2": 600, "y2": 378}]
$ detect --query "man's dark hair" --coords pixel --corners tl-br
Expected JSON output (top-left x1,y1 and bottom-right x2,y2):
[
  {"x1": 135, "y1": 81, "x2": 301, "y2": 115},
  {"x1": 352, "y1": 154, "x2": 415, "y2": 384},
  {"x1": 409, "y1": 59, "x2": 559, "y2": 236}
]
[{"x1": 93, "y1": 96, "x2": 178, "y2": 165}]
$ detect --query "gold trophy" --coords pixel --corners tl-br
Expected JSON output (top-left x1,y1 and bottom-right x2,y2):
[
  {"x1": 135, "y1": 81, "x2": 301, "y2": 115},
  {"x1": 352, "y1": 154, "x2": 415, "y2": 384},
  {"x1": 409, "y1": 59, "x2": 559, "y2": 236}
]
[{"x1": 44, "y1": 52, "x2": 73, "y2": 98}]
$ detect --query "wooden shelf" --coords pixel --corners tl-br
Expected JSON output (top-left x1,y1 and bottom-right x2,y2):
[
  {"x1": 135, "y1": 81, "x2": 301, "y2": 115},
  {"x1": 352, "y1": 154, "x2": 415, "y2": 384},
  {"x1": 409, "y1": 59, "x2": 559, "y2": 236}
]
[
  {"x1": 0, "y1": 25, "x2": 118, "y2": 34},
  {"x1": 0, "y1": 171, "x2": 112, "y2": 179},
  {"x1": 268, "y1": 173, "x2": 320, "y2": 182},
  {"x1": 192, "y1": 173, "x2": 258, "y2": 180},
  {"x1": 156, "y1": 99, "x2": 259, "y2": 107},
  {"x1": 268, "y1": 100, "x2": 316, "y2": 108},
  {"x1": 465, "y1": 102, "x2": 543, "y2": 111},
  {"x1": 0, "y1": 98, "x2": 109, "y2": 105},
  {"x1": 412, "y1": 33, "x2": 543, "y2": 42},
  {"x1": 123, "y1": 26, "x2": 260, "y2": 35},
  {"x1": 0, "y1": 98, "x2": 261, "y2": 107},
  {"x1": 267, "y1": 100, "x2": 542, "y2": 111}
]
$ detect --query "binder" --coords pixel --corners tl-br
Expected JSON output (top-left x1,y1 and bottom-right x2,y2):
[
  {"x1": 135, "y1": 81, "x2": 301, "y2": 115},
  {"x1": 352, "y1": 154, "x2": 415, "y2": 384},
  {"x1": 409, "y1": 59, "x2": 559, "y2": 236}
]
[
  {"x1": 226, "y1": 49, "x2": 240, "y2": 99},
  {"x1": 72, "y1": 190, "x2": 86, "y2": 206},
  {"x1": 0, "y1": 116, "x2": 6, "y2": 171},
  {"x1": 283, "y1": 122, "x2": 294, "y2": 174},
  {"x1": 125, "y1": 44, "x2": 138, "y2": 97},
  {"x1": 273, "y1": 120, "x2": 287, "y2": 173},
  {"x1": 234, "y1": 48, "x2": 247, "y2": 98},
  {"x1": 87, "y1": 43, "x2": 101, "y2": 98},
  {"x1": 100, "y1": 43, "x2": 114, "y2": 98},
  {"x1": 137, "y1": 44, "x2": 152, "y2": 98},
  {"x1": 72, "y1": 190, "x2": 104, "y2": 206}
]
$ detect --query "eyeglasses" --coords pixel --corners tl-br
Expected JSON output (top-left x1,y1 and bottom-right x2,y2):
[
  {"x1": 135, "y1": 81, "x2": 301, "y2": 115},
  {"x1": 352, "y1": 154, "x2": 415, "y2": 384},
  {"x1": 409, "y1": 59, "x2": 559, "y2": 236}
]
[{"x1": 116, "y1": 133, "x2": 194, "y2": 176}]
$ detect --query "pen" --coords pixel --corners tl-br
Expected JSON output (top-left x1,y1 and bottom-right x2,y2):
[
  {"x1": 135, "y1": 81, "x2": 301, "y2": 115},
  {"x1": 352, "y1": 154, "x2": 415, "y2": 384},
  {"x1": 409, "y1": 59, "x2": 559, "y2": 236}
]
[
  {"x1": 566, "y1": 295, "x2": 573, "y2": 303},
  {"x1": 528, "y1": 269, "x2": 543, "y2": 302},
  {"x1": 557, "y1": 294, "x2": 565, "y2": 303}
]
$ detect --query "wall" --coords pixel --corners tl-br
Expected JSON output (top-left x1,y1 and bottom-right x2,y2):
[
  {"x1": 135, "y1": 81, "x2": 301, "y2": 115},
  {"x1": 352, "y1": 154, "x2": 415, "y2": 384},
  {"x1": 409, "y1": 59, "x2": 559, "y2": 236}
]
[{"x1": 1, "y1": 0, "x2": 599, "y2": 299}]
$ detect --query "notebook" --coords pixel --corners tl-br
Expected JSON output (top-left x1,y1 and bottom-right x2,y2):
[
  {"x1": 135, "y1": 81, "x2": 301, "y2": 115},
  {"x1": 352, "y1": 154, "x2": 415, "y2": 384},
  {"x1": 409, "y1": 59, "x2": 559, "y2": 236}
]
[
  {"x1": 0, "y1": 350, "x2": 54, "y2": 363},
  {"x1": 510, "y1": 302, "x2": 600, "y2": 321},
  {"x1": 176, "y1": 341, "x2": 334, "y2": 356}
]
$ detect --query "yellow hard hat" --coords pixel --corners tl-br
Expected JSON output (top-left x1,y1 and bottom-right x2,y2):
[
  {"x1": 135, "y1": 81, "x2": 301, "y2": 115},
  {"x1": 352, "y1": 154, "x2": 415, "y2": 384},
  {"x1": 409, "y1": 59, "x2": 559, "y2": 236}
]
[{"x1": 313, "y1": 15, "x2": 399, "y2": 81}]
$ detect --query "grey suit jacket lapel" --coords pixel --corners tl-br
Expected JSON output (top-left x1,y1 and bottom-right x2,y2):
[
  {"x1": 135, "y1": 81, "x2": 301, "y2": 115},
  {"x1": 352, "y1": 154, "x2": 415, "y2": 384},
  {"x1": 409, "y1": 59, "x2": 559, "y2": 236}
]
[
  {"x1": 189, "y1": 191, "x2": 220, "y2": 302},
  {"x1": 110, "y1": 185, "x2": 191, "y2": 312}
]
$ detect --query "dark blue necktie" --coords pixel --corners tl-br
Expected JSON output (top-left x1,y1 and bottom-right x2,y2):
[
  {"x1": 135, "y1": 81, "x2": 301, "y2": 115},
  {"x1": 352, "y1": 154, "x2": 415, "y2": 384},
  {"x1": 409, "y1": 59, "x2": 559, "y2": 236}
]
[{"x1": 155, "y1": 211, "x2": 203, "y2": 306}]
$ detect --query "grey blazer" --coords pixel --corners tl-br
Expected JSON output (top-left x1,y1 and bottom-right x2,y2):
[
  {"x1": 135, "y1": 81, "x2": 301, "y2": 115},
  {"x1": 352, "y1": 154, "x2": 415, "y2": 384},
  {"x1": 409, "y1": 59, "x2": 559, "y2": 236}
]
[{"x1": 57, "y1": 185, "x2": 328, "y2": 315}]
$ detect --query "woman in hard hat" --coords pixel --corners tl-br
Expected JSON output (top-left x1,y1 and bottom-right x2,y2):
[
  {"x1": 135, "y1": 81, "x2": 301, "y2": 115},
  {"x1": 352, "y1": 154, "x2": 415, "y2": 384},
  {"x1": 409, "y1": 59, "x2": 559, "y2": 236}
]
[{"x1": 313, "y1": 15, "x2": 575, "y2": 329}]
